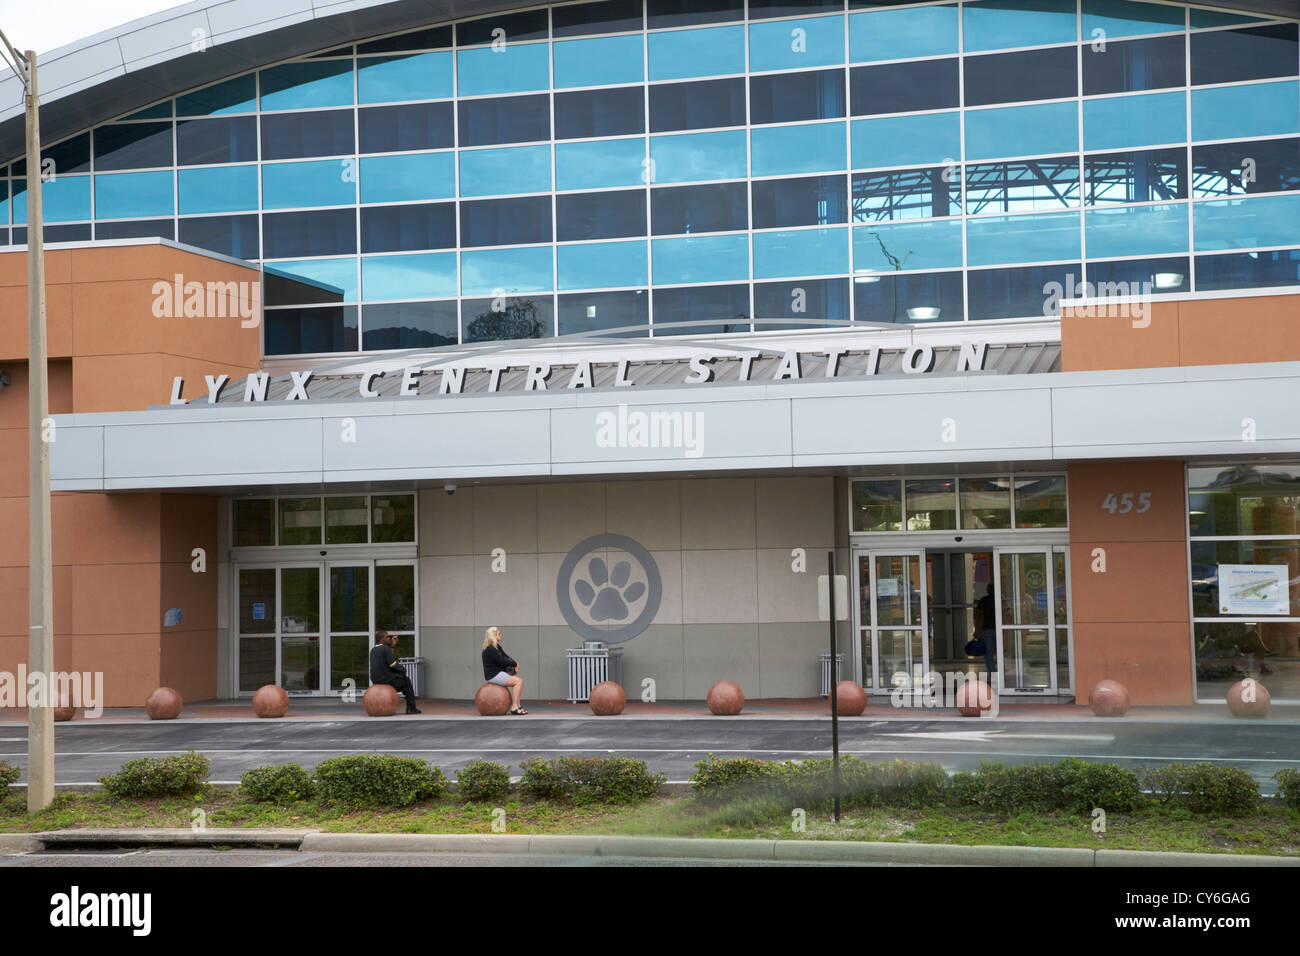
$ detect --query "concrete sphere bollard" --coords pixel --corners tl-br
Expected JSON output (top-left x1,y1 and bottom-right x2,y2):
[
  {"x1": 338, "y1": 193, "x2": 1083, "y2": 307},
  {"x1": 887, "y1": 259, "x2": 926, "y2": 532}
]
[
  {"x1": 589, "y1": 681, "x2": 626, "y2": 716},
  {"x1": 832, "y1": 681, "x2": 867, "y2": 716},
  {"x1": 707, "y1": 680, "x2": 745, "y2": 716},
  {"x1": 1226, "y1": 678, "x2": 1271, "y2": 717},
  {"x1": 954, "y1": 679, "x2": 994, "y2": 717},
  {"x1": 145, "y1": 686, "x2": 183, "y2": 720},
  {"x1": 1088, "y1": 679, "x2": 1130, "y2": 717},
  {"x1": 474, "y1": 683, "x2": 513, "y2": 716},
  {"x1": 252, "y1": 684, "x2": 290, "y2": 718},
  {"x1": 53, "y1": 692, "x2": 78, "y2": 722},
  {"x1": 362, "y1": 683, "x2": 400, "y2": 716}
]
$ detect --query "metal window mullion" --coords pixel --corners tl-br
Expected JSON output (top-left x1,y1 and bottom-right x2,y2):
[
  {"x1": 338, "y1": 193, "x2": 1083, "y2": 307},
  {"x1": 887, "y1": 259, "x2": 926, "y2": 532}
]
[
  {"x1": 1185, "y1": 7, "x2": 1196, "y2": 291},
  {"x1": 958, "y1": 0, "x2": 969, "y2": 323},
  {"x1": 353, "y1": 49, "x2": 362, "y2": 353},
  {"x1": 550, "y1": 5, "x2": 560, "y2": 336}
]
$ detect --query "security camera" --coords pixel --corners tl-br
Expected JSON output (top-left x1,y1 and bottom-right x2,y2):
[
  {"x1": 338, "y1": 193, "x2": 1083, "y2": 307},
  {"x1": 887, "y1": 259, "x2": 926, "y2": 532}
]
[
  {"x1": 954, "y1": 535, "x2": 963, "y2": 543},
  {"x1": 444, "y1": 482, "x2": 457, "y2": 495}
]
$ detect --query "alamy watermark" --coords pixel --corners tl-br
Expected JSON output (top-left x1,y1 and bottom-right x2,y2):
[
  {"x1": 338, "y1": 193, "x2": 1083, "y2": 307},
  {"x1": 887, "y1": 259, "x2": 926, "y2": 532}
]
[
  {"x1": 595, "y1": 404, "x2": 704, "y2": 459},
  {"x1": 1043, "y1": 273, "x2": 1155, "y2": 328},
  {"x1": 889, "y1": 671, "x2": 1000, "y2": 718},
  {"x1": 0, "y1": 667, "x2": 104, "y2": 717},
  {"x1": 151, "y1": 274, "x2": 260, "y2": 328}
]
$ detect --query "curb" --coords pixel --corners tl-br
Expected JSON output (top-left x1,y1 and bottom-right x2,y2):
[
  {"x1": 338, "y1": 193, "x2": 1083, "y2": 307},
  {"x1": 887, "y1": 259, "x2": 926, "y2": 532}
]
[{"x1": 7, "y1": 829, "x2": 1298, "y2": 865}]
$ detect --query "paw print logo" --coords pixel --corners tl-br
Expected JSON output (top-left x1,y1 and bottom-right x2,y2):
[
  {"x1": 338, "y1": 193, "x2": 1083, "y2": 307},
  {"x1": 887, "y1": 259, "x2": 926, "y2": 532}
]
[
  {"x1": 557, "y1": 534, "x2": 662, "y2": 644},
  {"x1": 573, "y1": 557, "x2": 646, "y2": 622}
]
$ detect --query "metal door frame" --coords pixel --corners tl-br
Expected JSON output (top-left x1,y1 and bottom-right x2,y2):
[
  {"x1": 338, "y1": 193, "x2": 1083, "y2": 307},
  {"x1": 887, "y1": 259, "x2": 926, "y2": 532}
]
[
  {"x1": 993, "y1": 546, "x2": 1058, "y2": 695},
  {"x1": 852, "y1": 547, "x2": 929, "y2": 695}
]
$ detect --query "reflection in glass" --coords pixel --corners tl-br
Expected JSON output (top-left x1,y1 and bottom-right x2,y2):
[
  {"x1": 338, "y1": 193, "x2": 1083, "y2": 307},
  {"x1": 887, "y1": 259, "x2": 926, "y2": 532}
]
[
  {"x1": 853, "y1": 167, "x2": 959, "y2": 222},
  {"x1": 1015, "y1": 475, "x2": 1068, "y2": 528},
  {"x1": 239, "y1": 569, "x2": 276, "y2": 633},
  {"x1": 330, "y1": 565, "x2": 371, "y2": 632},
  {"x1": 326, "y1": 497, "x2": 369, "y2": 545},
  {"x1": 906, "y1": 479, "x2": 957, "y2": 531},
  {"x1": 372, "y1": 495, "x2": 417, "y2": 543},
  {"x1": 377, "y1": 565, "x2": 417, "y2": 632},
  {"x1": 279, "y1": 499, "x2": 322, "y2": 547},
  {"x1": 965, "y1": 157, "x2": 1079, "y2": 214},
  {"x1": 1085, "y1": 148, "x2": 1187, "y2": 204},
  {"x1": 960, "y1": 478, "x2": 1012, "y2": 529},
  {"x1": 462, "y1": 295, "x2": 554, "y2": 342},
  {"x1": 852, "y1": 480, "x2": 903, "y2": 532},
  {"x1": 234, "y1": 499, "x2": 275, "y2": 548}
]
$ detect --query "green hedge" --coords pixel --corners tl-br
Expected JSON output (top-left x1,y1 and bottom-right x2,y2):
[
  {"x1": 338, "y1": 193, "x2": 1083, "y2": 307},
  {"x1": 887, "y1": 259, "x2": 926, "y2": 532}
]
[
  {"x1": 312, "y1": 755, "x2": 448, "y2": 807},
  {"x1": 690, "y1": 755, "x2": 949, "y2": 813},
  {"x1": 950, "y1": 759, "x2": 1143, "y2": 814},
  {"x1": 1274, "y1": 768, "x2": 1300, "y2": 810},
  {"x1": 99, "y1": 752, "x2": 210, "y2": 798},
  {"x1": 0, "y1": 760, "x2": 20, "y2": 797},
  {"x1": 239, "y1": 764, "x2": 314, "y2": 804},
  {"x1": 519, "y1": 756, "x2": 664, "y2": 805},
  {"x1": 456, "y1": 761, "x2": 511, "y2": 803},
  {"x1": 1141, "y1": 763, "x2": 1260, "y2": 814}
]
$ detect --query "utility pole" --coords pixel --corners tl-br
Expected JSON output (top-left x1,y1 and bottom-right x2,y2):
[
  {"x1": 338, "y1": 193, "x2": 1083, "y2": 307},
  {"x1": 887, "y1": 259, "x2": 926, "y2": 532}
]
[{"x1": 0, "y1": 31, "x2": 53, "y2": 813}]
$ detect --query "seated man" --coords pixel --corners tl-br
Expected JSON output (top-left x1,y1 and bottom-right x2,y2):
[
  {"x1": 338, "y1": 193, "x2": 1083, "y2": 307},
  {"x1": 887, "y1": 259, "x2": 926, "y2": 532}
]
[{"x1": 369, "y1": 630, "x2": 420, "y2": 714}]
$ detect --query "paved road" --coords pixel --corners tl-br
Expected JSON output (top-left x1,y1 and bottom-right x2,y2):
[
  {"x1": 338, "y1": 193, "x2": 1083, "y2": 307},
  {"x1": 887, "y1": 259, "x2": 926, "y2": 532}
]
[{"x1": 1, "y1": 716, "x2": 1297, "y2": 789}]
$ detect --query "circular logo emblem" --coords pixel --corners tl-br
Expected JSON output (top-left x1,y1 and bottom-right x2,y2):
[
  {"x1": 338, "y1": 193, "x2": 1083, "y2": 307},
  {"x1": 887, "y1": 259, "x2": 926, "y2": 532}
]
[
  {"x1": 1025, "y1": 568, "x2": 1045, "y2": 590},
  {"x1": 556, "y1": 533, "x2": 662, "y2": 644}
]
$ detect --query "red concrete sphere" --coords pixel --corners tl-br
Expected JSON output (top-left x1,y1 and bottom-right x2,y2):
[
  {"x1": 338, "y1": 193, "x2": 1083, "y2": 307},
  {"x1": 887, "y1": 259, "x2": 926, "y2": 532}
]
[
  {"x1": 252, "y1": 684, "x2": 290, "y2": 718},
  {"x1": 832, "y1": 681, "x2": 867, "y2": 716},
  {"x1": 1088, "y1": 679, "x2": 1131, "y2": 717},
  {"x1": 1226, "y1": 678, "x2": 1271, "y2": 718},
  {"x1": 362, "y1": 683, "x2": 400, "y2": 717},
  {"x1": 589, "y1": 681, "x2": 626, "y2": 716},
  {"x1": 53, "y1": 694, "x2": 78, "y2": 722},
  {"x1": 145, "y1": 686, "x2": 183, "y2": 720},
  {"x1": 954, "y1": 678, "x2": 994, "y2": 717},
  {"x1": 707, "y1": 680, "x2": 745, "y2": 716},
  {"x1": 474, "y1": 683, "x2": 513, "y2": 716}
]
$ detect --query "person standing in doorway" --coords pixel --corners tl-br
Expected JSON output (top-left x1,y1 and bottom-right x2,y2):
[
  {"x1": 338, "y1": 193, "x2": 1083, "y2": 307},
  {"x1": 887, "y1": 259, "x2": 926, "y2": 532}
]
[
  {"x1": 974, "y1": 583, "x2": 998, "y2": 683},
  {"x1": 370, "y1": 630, "x2": 421, "y2": 714},
  {"x1": 481, "y1": 626, "x2": 527, "y2": 715}
]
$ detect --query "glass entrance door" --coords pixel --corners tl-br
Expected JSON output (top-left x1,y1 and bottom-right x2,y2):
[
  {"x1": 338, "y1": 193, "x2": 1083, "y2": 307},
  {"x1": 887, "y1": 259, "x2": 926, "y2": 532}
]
[
  {"x1": 994, "y1": 548, "x2": 1068, "y2": 693},
  {"x1": 327, "y1": 563, "x2": 371, "y2": 694},
  {"x1": 857, "y1": 551, "x2": 929, "y2": 693},
  {"x1": 279, "y1": 565, "x2": 323, "y2": 694}
]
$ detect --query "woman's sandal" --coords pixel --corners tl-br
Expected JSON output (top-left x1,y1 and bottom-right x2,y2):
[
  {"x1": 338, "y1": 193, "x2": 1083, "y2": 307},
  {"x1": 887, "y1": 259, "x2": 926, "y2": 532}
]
[{"x1": 508, "y1": 707, "x2": 529, "y2": 715}]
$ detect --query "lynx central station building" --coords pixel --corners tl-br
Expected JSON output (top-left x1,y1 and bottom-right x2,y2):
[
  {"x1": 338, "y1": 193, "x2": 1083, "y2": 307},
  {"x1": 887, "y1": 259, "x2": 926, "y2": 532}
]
[{"x1": 1, "y1": 0, "x2": 1299, "y2": 708}]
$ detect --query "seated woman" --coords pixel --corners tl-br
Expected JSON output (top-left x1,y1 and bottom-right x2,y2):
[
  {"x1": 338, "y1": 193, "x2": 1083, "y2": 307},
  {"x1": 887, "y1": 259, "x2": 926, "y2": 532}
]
[{"x1": 481, "y1": 626, "x2": 527, "y2": 715}]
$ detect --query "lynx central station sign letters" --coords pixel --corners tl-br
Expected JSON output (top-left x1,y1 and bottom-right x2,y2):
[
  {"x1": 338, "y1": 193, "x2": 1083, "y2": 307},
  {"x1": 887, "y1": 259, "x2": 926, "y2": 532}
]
[{"x1": 168, "y1": 341, "x2": 992, "y2": 406}]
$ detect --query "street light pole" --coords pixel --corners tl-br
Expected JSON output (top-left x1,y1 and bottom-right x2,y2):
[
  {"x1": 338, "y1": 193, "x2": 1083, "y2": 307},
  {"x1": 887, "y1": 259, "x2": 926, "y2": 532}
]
[{"x1": 0, "y1": 31, "x2": 53, "y2": 813}]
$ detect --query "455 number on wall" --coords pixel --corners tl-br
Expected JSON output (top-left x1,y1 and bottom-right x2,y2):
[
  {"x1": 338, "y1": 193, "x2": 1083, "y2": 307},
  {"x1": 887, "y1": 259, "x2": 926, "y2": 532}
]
[{"x1": 1101, "y1": 492, "x2": 1152, "y2": 515}]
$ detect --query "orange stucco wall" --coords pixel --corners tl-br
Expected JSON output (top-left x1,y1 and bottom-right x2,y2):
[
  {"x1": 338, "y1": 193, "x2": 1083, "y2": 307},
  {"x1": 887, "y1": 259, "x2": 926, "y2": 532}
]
[{"x1": 0, "y1": 242, "x2": 259, "y2": 706}]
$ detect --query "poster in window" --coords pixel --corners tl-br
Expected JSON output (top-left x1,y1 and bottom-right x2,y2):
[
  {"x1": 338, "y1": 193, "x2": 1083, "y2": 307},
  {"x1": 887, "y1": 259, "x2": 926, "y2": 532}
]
[{"x1": 1217, "y1": 564, "x2": 1290, "y2": 615}]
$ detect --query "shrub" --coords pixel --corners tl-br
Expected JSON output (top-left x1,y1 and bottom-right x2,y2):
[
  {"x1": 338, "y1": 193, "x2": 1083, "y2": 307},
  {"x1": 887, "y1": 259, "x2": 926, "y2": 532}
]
[
  {"x1": 457, "y1": 761, "x2": 511, "y2": 803},
  {"x1": 949, "y1": 762, "x2": 1066, "y2": 812},
  {"x1": 99, "y1": 752, "x2": 210, "y2": 798},
  {"x1": 239, "y1": 764, "x2": 314, "y2": 804},
  {"x1": 0, "y1": 760, "x2": 19, "y2": 798},
  {"x1": 691, "y1": 755, "x2": 949, "y2": 812},
  {"x1": 1273, "y1": 768, "x2": 1300, "y2": 810},
  {"x1": 1056, "y1": 758, "x2": 1142, "y2": 814},
  {"x1": 312, "y1": 755, "x2": 447, "y2": 807},
  {"x1": 519, "y1": 756, "x2": 664, "y2": 804},
  {"x1": 689, "y1": 755, "x2": 793, "y2": 807},
  {"x1": 1140, "y1": 763, "x2": 1259, "y2": 814}
]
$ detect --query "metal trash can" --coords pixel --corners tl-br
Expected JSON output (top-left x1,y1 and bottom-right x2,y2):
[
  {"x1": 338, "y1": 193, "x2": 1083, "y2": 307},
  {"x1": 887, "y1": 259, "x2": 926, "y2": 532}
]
[
  {"x1": 566, "y1": 642, "x2": 624, "y2": 703},
  {"x1": 398, "y1": 657, "x2": 426, "y2": 698},
  {"x1": 819, "y1": 653, "x2": 844, "y2": 697}
]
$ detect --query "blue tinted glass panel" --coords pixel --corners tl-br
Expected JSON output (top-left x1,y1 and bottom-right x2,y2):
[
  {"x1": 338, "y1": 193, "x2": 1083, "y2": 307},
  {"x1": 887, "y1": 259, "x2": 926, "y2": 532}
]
[
  {"x1": 558, "y1": 289, "x2": 650, "y2": 337},
  {"x1": 968, "y1": 263, "x2": 1079, "y2": 319},
  {"x1": 752, "y1": 122, "x2": 847, "y2": 176},
  {"x1": 358, "y1": 26, "x2": 453, "y2": 55},
  {"x1": 457, "y1": 44, "x2": 550, "y2": 96},
  {"x1": 264, "y1": 209, "x2": 356, "y2": 259},
  {"x1": 851, "y1": 59, "x2": 959, "y2": 115},
  {"x1": 553, "y1": 0, "x2": 644, "y2": 38},
  {"x1": 178, "y1": 165, "x2": 258, "y2": 214},
  {"x1": 754, "y1": 175, "x2": 849, "y2": 228},
  {"x1": 1082, "y1": 0, "x2": 1185, "y2": 38},
  {"x1": 361, "y1": 203, "x2": 457, "y2": 253},
  {"x1": 1082, "y1": 35, "x2": 1185, "y2": 94},
  {"x1": 457, "y1": 10, "x2": 549, "y2": 46},
  {"x1": 460, "y1": 196, "x2": 552, "y2": 247},
  {"x1": 852, "y1": 112, "x2": 961, "y2": 169},
  {"x1": 1195, "y1": 248, "x2": 1300, "y2": 290},
  {"x1": 459, "y1": 95, "x2": 551, "y2": 146},
  {"x1": 261, "y1": 61, "x2": 354, "y2": 110},
  {"x1": 13, "y1": 133, "x2": 91, "y2": 177},
  {"x1": 750, "y1": 70, "x2": 846, "y2": 125},
  {"x1": 554, "y1": 35, "x2": 646, "y2": 88},
  {"x1": 1084, "y1": 92, "x2": 1187, "y2": 150},
  {"x1": 855, "y1": 165, "x2": 964, "y2": 221},
  {"x1": 1191, "y1": 25, "x2": 1299, "y2": 87},
  {"x1": 647, "y1": 0, "x2": 744, "y2": 29},
  {"x1": 967, "y1": 211, "x2": 1081, "y2": 265},
  {"x1": 965, "y1": 47, "x2": 1077, "y2": 107},
  {"x1": 650, "y1": 130, "x2": 747, "y2": 183},
  {"x1": 262, "y1": 160, "x2": 356, "y2": 209},
  {"x1": 754, "y1": 277, "x2": 850, "y2": 328},
  {"x1": 557, "y1": 190, "x2": 647, "y2": 240},
  {"x1": 358, "y1": 102, "x2": 455, "y2": 153},
  {"x1": 93, "y1": 171, "x2": 171, "y2": 220},
  {"x1": 177, "y1": 75, "x2": 257, "y2": 116},
  {"x1": 176, "y1": 116, "x2": 258, "y2": 165},
  {"x1": 1085, "y1": 148, "x2": 1187, "y2": 203},
  {"x1": 94, "y1": 123, "x2": 173, "y2": 171},
  {"x1": 363, "y1": 253, "x2": 458, "y2": 299},
  {"x1": 753, "y1": 227, "x2": 849, "y2": 279},
  {"x1": 652, "y1": 182, "x2": 748, "y2": 234},
  {"x1": 750, "y1": 0, "x2": 843, "y2": 18},
  {"x1": 362, "y1": 301, "x2": 459, "y2": 350},
  {"x1": 1190, "y1": 10, "x2": 1269, "y2": 29},
  {"x1": 1192, "y1": 139, "x2": 1300, "y2": 197},
  {"x1": 556, "y1": 138, "x2": 646, "y2": 190},
  {"x1": 853, "y1": 220, "x2": 962, "y2": 272},
  {"x1": 264, "y1": 259, "x2": 358, "y2": 302},
  {"x1": 556, "y1": 88, "x2": 646, "y2": 139},
  {"x1": 850, "y1": 6, "x2": 958, "y2": 63},
  {"x1": 459, "y1": 145, "x2": 552, "y2": 196},
  {"x1": 1088, "y1": 256, "x2": 1190, "y2": 293},
  {"x1": 963, "y1": 0, "x2": 1078, "y2": 53},
  {"x1": 265, "y1": 306, "x2": 358, "y2": 353},
  {"x1": 1191, "y1": 82, "x2": 1300, "y2": 141},
  {"x1": 651, "y1": 78, "x2": 747, "y2": 132},
  {"x1": 13, "y1": 176, "x2": 93, "y2": 223},
  {"x1": 652, "y1": 233, "x2": 750, "y2": 284},
  {"x1": 463, "y1": 295, "x2": 555, "y2": 341},
  {"x1": 652, "y1": 283, "x2": 750, "y2": 335},
  {"x1": 461, "y1": 246, "x2": 554, "y2": 295},
  {"x1": 1193, "y1": 194, "x2": 1300, "y2": 251},
  {"x1": 964, "y1": 158, "x2": 1079, "y2": 213},
  {"x1": 558, "y1": 240, "x2": 649, "y2": 289},
  {"x1": 648, "y1": 25, "x2": 746, "y2": 81},
  {"x1": 179, "y1": 215, "x2": 260, "y2": 259},
  {"x1": 360, "y1": 153, "x2": 456, "y2": 203},
  {"x1": 1085, "y1": 203, "x2": 1189, "y2": 258},
  {"x1": 357, "y1": 52, "x2": 454, "y2": 104},
  {"x1": 749, "y1": 16, "x2": 845, "y2": 72},
  {"x1": 855, "y1": 271, "x2": 964, "y2": 324},
  {"x1": 260, "y1": 110, "x2": 355, "y2": 160},
  {"x1": 965, "y1": 102, "x2": 1078, "y2": 160}
]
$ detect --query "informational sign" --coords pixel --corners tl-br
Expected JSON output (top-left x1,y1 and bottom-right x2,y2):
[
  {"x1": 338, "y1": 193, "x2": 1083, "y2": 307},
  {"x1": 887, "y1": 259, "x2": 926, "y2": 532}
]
[
  {"x1": 818, "y1": 574, "x2": 849, "y2": 621},
  {"x1": 1218, "y1": 564, "x2": 1290, "y2": 615},
  {"x1": 252, "y1": 603, "x2": 265, "y2": 620},
  {"x1": 877, "y1": 578, "x2": 900, "y2": 598}
]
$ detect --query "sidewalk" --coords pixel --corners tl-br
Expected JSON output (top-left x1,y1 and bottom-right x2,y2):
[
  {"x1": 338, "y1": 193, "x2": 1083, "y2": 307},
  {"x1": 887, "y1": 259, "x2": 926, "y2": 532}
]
[{"x1": 4, "y1": 696, "x2": 1299, "y2": 724}]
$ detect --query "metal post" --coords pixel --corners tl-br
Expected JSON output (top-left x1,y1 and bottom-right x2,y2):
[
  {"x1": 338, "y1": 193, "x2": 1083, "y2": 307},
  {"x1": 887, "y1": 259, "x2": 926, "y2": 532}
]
[
  {"x1": 827, "y1": 550, "x2": 840, "y2": 823},
  {"x1": 2, "y1": 35, "x2": 53, "y2": 813}
]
